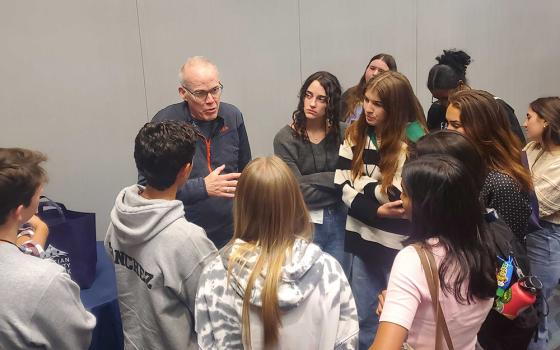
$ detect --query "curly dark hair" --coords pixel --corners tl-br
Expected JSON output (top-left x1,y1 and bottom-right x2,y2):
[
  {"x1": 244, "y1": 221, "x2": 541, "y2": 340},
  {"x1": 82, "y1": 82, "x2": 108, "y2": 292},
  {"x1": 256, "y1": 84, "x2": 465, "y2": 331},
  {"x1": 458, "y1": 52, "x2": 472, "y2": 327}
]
[
  {"x1": 292, "y1": 71, "x2": 342, "y2": 142},
  {"x1": 134, "y1": 120, "x2": 197, "y2": 191},
  {"x1": 427, "y1": 49, "x2": 472, "y2": 92}
]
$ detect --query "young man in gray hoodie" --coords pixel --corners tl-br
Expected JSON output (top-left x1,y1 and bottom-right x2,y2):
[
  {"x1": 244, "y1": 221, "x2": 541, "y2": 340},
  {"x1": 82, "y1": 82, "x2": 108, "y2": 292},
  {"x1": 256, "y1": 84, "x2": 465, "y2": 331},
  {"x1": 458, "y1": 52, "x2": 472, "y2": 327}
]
[
  {"x1": 0, "y1": 148, "x2": 96, "y2": 349},
  {"x1": 105, "y1": 121, "x2": 217, "y2": 350}
]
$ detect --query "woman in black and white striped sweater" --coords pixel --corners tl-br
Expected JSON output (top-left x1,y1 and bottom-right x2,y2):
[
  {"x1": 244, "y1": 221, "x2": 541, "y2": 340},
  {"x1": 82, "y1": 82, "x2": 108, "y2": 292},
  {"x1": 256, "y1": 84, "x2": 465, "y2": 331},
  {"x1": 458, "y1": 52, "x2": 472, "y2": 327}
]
[{"x1": 334, "y1": 71, "x2": 426, "y2": 349}]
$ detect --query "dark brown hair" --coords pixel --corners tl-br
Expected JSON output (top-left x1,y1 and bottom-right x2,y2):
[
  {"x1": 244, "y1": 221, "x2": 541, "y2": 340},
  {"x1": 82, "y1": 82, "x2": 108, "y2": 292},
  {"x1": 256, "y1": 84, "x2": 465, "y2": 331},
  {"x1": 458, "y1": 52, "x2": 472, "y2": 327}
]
[
  {"x1": 529, "y1": 97, "x2": 560, "y2": 149},
  {"x1": 427, "y1": 49, "x2": 471, "y2": 92},
  {"x1": 402, "y1": 155, "x2": 496, "y2": 303},
  {"x1": 292, "y1": 71, "x2": 341, "y2": 142},
  {"x1": 343, "y1": 53, "x2": 397, "y2": 121},
  {"x1": 411, "y1": 130, "x2": 487, "y2": 191}
]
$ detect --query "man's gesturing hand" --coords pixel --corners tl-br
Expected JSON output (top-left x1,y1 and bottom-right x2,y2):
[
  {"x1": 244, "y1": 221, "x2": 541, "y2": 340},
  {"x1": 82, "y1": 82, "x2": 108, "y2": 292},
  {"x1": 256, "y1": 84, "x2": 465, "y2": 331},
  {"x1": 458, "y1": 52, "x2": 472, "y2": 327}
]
[{"x1": 204, "y1": 165, "x2": 241, "y2": 198}]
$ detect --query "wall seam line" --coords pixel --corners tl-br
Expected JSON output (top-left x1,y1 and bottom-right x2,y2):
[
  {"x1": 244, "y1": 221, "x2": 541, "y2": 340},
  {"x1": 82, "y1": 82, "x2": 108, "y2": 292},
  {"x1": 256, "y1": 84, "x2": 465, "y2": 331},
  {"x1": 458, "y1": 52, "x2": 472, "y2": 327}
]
[
  {"x1": 297, "y1": 0, "x2": 303, "y2": 85},
  {"x1": 135, "y1": 0, "x2": 149, "y2": 121},
  {"x1": 415, "y1": 0, "x2": 418, "y2": 96}
]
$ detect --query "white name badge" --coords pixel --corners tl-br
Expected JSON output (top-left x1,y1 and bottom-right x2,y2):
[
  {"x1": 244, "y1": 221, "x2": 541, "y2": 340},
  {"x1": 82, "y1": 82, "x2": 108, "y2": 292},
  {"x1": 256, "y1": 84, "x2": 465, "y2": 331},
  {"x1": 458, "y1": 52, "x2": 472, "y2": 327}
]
[{"x1": 309, "y1": 209, "x2": 324, "y2": 224}]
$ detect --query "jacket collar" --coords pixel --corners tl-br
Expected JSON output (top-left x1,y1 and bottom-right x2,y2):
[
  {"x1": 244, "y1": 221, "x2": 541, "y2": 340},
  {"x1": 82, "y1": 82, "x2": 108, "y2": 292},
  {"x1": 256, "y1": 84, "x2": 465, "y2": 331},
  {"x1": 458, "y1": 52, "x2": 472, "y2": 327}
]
[{"x1": 181, "y1": 101, "x2": 225, "y2": 136}]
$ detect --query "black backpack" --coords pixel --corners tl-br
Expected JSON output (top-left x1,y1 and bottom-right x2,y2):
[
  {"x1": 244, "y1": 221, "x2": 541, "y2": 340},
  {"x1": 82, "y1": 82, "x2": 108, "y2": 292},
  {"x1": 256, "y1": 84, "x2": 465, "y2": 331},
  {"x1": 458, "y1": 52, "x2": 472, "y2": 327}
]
[{"x1": 477, "y1": 211, "x2": 539, "y2": 350}]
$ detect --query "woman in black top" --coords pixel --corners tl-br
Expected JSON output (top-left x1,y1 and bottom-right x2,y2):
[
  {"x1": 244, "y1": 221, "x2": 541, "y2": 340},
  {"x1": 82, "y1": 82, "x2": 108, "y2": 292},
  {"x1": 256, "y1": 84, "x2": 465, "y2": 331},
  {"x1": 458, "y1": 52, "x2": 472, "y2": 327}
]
[
  {"x1": 426, "y1": 49, "x2": 525, "y2": 145},
  {"x1": 446, "y1": 89, "x2": 532, "y2": 240}
]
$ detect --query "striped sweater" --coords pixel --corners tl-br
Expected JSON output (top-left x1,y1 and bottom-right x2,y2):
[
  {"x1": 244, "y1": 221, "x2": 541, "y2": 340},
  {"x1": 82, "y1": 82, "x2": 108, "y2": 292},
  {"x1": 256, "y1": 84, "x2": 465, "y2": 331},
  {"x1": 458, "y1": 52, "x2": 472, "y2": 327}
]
[{"x1": 334, "y1": 129, "x2": 412, "y2": 253}]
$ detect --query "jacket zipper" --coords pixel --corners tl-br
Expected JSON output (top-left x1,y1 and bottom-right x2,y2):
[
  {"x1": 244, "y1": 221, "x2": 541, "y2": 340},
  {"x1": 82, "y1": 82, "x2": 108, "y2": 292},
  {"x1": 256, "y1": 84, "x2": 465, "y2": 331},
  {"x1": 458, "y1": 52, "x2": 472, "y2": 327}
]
[{"x1": 204, "y1": 138, "x2": 212, "y2": 173}]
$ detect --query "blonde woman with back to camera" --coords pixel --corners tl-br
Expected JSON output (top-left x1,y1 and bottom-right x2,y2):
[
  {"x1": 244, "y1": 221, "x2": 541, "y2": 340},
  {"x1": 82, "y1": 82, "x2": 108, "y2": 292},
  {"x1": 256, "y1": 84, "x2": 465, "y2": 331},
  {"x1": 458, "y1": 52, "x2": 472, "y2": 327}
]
[{"x1": 194, "y1": 156, "x2": 359, "y2": 349}]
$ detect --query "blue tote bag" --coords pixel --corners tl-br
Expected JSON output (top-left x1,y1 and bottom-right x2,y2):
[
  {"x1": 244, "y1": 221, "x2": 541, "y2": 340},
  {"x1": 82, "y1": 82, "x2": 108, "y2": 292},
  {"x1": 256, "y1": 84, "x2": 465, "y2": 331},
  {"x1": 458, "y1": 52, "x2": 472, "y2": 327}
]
[{"x1": 37, "y1": 197, "x2": 97, "y2": 289}]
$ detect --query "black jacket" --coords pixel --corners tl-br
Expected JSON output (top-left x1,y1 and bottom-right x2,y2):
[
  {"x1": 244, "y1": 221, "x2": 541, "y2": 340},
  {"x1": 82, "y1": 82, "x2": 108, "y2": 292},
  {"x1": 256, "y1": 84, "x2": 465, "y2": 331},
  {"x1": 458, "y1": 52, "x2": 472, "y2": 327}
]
[{"x1": 426, "y1": 98, "x2": 526, "y2": 145}]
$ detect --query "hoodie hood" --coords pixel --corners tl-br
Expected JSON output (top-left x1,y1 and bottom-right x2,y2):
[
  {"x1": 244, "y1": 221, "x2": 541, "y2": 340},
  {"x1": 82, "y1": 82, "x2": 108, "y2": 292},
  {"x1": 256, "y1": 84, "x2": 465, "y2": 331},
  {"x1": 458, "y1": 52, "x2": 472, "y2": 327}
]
[
  {"x1": 220, "y1": 238, "x2": 324, "y2": 310},
  {"x1": 109, "y1": 185, "x2": 185, "y2": 245}
]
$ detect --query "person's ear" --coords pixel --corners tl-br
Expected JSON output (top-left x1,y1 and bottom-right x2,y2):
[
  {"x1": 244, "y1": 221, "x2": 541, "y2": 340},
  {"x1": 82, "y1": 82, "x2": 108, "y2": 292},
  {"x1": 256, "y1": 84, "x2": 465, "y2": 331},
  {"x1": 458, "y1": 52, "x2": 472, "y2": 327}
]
[
  {"x1": 178, "y1": 86, "x2": 188, "y2": 100},
  {"x1": 12, "y1": 204, "x2": 25, "y2": 223},
  {"x1": 182, "y1": 163, "x2": 193, "y2": 178},
  {"x1": 177, "y1": 163, "x2": 192, "y2": 184}
]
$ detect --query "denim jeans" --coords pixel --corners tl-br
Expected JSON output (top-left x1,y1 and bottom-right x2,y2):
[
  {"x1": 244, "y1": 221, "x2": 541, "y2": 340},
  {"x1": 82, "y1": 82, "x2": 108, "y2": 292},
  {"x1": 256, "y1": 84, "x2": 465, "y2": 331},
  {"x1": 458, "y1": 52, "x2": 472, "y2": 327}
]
[
  {"x1": 313, "y1": 203, "x2": 351, "y2": 277},
  {"x1": 526, "y1": 221, "x2": 560, "y2": 350},
  {"x1": 349, "y1": 244, "x2": 398, "y2": 350}
]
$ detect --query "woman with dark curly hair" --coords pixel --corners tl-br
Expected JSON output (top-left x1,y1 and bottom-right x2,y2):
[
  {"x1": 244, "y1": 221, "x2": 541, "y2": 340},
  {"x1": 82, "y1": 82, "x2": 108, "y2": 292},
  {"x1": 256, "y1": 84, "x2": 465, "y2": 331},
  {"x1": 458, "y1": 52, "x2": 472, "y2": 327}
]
[
  {"x1": 273, "y1": 71, "x2": 351, "y2": 275},
  {"x1": 426, "y1": 49, "x2": 525, "y2": 144}
]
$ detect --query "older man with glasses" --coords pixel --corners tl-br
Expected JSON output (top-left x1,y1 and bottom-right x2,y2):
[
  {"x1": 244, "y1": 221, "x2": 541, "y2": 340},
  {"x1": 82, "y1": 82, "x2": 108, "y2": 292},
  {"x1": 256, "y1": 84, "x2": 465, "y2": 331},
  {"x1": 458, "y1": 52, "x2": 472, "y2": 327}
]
[{"x1": 150, "y1": 56, "x2": 252, "y2": 248}]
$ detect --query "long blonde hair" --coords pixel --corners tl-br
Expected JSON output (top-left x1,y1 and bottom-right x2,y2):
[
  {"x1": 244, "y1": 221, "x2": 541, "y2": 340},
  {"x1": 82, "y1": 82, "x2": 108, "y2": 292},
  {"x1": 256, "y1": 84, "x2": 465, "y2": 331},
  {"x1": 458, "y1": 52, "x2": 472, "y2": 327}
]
[
  {"x1": 227, "y1": 156, "x2": 312, "y2": 348},
  {"x1": 346, "y1": 71, "x2": 426, "y2": 192}
]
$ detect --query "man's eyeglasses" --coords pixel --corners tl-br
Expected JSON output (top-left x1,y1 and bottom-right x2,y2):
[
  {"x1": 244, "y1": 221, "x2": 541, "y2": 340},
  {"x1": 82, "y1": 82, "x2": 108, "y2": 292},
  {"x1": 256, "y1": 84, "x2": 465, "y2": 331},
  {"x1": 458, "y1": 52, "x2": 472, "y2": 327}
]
[{"x1": 182, "y1": 82, "x2": 223, "y2": 102}]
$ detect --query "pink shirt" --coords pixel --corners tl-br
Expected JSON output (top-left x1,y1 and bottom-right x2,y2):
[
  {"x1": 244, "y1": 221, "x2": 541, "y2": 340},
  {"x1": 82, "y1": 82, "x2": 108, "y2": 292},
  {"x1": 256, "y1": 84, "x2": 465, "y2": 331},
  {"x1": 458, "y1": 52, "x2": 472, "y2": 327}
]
[{"x1": 379, "y1": 242, "x2": 493, "y2": 350}]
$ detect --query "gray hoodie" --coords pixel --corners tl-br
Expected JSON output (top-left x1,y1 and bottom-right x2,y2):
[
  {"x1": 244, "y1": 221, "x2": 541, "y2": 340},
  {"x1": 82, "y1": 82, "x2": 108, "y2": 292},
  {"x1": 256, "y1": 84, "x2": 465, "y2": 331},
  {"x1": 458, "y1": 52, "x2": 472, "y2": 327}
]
[
  {"x1": 195, "y1": 238, "x2": 359, "y2": 349},
  {"x1": 105, "y1": 185, "x2": 217, "y2": 350},
  {"x1": 0, "y1": 244, "x2": 96, "y2": 349}
]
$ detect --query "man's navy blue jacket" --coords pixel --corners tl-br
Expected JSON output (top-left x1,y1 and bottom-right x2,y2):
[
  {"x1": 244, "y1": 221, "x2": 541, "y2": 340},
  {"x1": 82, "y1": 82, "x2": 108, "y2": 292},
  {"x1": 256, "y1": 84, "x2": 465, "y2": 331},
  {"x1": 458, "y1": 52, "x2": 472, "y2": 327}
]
[{"x1": 150, "y1": 101, "x2": 251, "y2": 248}]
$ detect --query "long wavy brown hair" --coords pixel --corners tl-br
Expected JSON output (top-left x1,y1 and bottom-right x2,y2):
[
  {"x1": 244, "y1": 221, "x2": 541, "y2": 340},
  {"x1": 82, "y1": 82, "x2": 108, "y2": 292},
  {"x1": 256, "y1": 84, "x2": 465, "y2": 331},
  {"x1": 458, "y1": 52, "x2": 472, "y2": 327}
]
[
  {"x1": 346, "y1": 71, "x2": 426, "y2": 192},
  {"x1": 448, "y1": 89, "x2": 532, "y2": 192}
]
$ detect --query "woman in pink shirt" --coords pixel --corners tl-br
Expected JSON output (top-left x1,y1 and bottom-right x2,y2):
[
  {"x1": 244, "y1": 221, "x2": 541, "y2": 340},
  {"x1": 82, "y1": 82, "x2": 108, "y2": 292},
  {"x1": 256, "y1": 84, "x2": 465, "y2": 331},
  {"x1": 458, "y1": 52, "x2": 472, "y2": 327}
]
[{"x1": 370, "y1": 155, "x2": 496, "y2": 350}]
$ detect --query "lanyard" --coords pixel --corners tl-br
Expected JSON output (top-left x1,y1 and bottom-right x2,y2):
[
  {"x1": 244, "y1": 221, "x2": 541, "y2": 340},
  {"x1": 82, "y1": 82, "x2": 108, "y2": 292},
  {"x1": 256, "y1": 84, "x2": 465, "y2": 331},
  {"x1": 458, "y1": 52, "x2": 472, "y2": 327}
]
[
  {"x1": 365, "y1": 130, "x2": 379, "y2": 177},
  {"x1": 368, "y1": 130, "x2": 379, "y2": 149}
]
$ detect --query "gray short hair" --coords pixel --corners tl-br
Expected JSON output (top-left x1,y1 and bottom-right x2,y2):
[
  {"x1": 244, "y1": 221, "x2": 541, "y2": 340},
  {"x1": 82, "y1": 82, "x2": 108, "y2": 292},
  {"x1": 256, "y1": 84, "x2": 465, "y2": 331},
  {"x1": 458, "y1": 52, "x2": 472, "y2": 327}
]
[{"x1": 178, "y1": 56, "x2": 219, "y2": 86}]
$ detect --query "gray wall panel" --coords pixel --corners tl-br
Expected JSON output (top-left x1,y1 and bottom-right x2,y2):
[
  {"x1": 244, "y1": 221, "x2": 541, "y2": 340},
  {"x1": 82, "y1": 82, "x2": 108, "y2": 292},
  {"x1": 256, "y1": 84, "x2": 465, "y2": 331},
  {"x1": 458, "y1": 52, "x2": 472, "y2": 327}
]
[
  {"x1": 0, "y1": 1, "x2": 147, "y2": 239},
  {"x1": 299, "y1": 0, "x2": 418, "y2": 94},
  {"x1": 416, "y1": 0, "x2": 560, "y2": 122},
  {"x1": 138, "y1": 0, "x2": 302, "y2": 157}
]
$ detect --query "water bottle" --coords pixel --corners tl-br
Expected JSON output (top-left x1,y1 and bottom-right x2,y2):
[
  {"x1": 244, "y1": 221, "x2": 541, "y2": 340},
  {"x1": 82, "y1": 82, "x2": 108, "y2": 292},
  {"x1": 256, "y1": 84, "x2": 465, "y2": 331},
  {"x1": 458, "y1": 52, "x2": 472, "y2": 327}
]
[{"x1": 495, "y1": 276, "x2": 542, "y2": 319}]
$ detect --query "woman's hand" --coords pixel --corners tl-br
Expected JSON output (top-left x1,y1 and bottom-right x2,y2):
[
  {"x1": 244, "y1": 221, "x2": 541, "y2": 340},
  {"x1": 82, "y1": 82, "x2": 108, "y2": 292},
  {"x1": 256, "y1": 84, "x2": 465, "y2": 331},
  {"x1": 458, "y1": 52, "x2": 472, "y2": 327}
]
[
  {"x1": 376, "y1": 290, "x2": 387, "y2": 316},
  {"x1": 17, "y1": 214, "x2": 49, "y2": 247},
  {"x1": 377, "y1": 200, "x2": 406, "y2": 219}
]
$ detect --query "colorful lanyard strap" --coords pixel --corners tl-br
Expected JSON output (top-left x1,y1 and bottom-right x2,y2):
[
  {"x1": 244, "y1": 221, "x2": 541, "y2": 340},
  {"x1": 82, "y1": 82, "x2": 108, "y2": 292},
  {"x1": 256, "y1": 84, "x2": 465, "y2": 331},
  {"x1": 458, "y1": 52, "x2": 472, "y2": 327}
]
[{"x1": 367, "y1": 130, "x2": 378, "y2": 149}]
